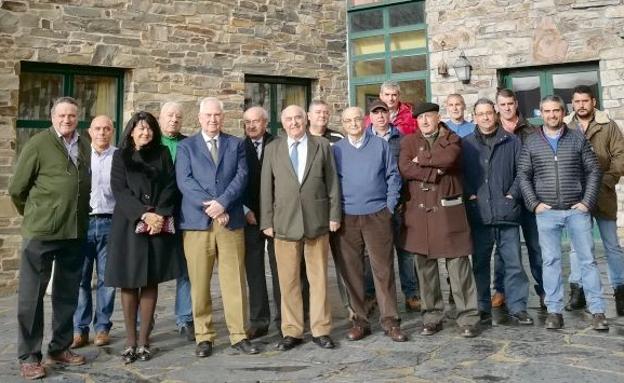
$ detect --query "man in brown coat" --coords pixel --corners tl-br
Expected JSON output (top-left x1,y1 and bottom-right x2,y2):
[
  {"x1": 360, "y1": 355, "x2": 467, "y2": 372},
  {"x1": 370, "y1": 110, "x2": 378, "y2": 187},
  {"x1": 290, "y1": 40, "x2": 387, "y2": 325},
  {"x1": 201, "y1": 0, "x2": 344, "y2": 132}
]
[
  {"x1": 564, "y1": 85, "x2": 624, "y2": 315},
  {"x1": 399, "y1": 102, "x2": 480, "y2": 338}
]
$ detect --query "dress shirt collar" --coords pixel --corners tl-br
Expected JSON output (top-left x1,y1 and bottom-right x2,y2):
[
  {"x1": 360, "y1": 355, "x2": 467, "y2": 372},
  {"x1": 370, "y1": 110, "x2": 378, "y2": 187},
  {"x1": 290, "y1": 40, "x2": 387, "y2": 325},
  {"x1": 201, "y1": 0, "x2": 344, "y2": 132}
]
[
  {"x1": 287, "y1": 133, "x2": 307, "y2": 148},
  {"x1": 91, "y1": 145, "x2": 115, "y2": 157},
  {"x1": 54, "y1": 128, "x2": 79, "y2": 144},
  {"x1": 201, "y1": 131, "x2": 220, "y2": 144}
]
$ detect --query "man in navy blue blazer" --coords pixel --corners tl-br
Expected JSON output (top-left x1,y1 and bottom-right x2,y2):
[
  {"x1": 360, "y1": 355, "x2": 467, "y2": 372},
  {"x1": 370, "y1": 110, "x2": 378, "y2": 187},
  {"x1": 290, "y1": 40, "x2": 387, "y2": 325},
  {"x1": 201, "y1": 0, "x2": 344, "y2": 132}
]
[{"x1": 176, "y1": 97, "x2": 257, "y2": 357}]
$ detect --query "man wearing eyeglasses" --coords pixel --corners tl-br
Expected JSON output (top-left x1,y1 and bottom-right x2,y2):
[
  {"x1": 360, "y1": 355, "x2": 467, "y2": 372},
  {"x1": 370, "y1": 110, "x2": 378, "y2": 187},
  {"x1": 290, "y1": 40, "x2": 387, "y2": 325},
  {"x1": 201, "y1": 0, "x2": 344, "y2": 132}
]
[
  {"x1": 9, "y1": 96, "x2": 91, "y2": 379},
  {"x1": 462, "y1": 99, "x2": 532, "y2": 327}
]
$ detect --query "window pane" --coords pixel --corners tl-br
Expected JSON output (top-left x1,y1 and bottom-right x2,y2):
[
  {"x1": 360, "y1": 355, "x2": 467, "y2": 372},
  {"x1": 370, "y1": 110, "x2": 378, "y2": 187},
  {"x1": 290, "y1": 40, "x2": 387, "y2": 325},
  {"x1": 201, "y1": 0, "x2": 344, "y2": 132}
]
[
  {"x1": 389, "y1": 2, "x2": 425, "y2": 27},
  {"x1": 350, "y1": 9, "x2": 383, "y2": 32},
  {"x1": 276, "y1": 84, "x2": 307, "y2": 116},
  {"x1": 18, "y1": 73, "x2": 64, "y2": 120},
  {"x1": 355, "y1": 83, "x2": 382, "y2": 112},
  {"x1": 398, "y1": 79, "x2": 427, "y2": 107},
  {"x1": 354, "y1": 59, "x2": 385, "y2": 77},
  {"x1": 244, "y1": 82, "x2": 272, "y2": 117},
  {"x1": 392, "y1": 55, "x2": 427, "y2": 73},
  {"x1": 553, "y1": 71, "x2": 599, "y2": 112},
  {"x1": 352, "y1": 35, "x2": 385, "y2": 56},
  {"x1": 390, "y1": 30, "x2": 426, "y2": 51},
  {"x1": 73, "y1": 75, "x2": 118, "y2": 123},
  {"x1": 511, "y1": 76, "x2": 541, "y2": 119},
  {"x1": 350, "y1": 0, "x2": 382, "y2": 6}
]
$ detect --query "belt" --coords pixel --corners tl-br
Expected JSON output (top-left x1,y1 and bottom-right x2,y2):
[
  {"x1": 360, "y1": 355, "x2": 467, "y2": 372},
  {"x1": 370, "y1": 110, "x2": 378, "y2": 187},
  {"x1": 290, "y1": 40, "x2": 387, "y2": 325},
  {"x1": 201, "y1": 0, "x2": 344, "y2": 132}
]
[{"x1": 91, "y1": 213, "x2": 113, "y2": 219}]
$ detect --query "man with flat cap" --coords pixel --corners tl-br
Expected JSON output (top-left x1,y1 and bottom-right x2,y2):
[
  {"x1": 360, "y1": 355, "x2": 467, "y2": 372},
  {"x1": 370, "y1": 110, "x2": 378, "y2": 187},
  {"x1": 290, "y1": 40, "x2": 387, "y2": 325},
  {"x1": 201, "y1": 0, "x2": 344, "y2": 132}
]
[{"x1": 399, "y1": 102, "x2": 480, "y2": 338}]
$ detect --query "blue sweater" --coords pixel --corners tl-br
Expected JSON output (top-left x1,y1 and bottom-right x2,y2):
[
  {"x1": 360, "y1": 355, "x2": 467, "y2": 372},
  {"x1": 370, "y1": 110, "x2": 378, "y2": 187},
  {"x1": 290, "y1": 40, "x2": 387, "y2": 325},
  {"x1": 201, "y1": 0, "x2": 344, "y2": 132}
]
[{"x1": 333, "y1": 134, "x2": 402, "y2": 215}]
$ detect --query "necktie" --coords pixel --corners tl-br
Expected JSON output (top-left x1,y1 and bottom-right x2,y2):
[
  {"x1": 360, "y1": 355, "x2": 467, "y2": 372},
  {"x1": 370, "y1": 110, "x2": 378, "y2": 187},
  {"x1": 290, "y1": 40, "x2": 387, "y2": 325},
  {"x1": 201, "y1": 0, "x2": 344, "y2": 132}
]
[
  {"x1": 290, "y1": 141, "x2": 299, "y2": 179},
  {"x1": 209, "y1": 138, "x2": 218, "y2": 163},
  {"x1": 254, "y1": 140, "x2": 261, "y2": 159}
]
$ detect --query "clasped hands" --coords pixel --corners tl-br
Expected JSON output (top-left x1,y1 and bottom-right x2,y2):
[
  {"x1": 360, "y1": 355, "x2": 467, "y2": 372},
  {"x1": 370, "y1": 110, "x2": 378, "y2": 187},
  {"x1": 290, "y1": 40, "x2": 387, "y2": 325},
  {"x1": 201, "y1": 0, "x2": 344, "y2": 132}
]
[
  {"x1": 142, "y1": 212, "x2": 164, "y2": 235},
  {"x1": 203, "y1": 200, "x2": 229, "y2": 225}
]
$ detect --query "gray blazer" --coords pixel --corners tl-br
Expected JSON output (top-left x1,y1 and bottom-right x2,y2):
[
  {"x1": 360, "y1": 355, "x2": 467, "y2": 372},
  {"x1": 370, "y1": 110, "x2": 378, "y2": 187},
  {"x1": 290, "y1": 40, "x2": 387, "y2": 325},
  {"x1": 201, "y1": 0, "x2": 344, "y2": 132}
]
[{"x1": 260, "y1": 135, "x2": 341, "y2": 241}]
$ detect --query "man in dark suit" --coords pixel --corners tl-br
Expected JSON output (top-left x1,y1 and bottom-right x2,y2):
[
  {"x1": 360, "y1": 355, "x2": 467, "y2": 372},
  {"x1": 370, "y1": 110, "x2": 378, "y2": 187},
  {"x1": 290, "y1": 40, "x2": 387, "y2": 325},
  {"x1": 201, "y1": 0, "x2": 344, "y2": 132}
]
[
  {"x1": 242, "y1": 106, "x2": 280, "y2": 339},
  {"x1": 176, "y1": 97, "x2": 258, "y2": 357},
  {"x1": 260, "y1": 105, "x2": 341, "y2": 351}
]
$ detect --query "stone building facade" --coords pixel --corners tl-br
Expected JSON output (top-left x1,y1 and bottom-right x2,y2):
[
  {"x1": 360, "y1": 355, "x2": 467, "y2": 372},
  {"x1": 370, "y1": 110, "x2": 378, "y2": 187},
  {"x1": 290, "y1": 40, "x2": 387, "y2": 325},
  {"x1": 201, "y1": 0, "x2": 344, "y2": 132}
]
[{"x1": 0, "y1": 0, "x2": 348, "y2": 295}]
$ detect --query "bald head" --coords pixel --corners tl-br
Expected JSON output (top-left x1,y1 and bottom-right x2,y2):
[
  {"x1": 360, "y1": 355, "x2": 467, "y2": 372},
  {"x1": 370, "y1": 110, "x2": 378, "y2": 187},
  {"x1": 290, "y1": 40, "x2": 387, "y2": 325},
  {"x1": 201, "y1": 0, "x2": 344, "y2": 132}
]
[
  {"x1": 341, "y1": 107, "x2": 365, "y2": 139},
  {"x1": 160, "y1": 102, "x2": 183, "y2": 137},
  {"x1": 89, "y1": 115, "x2": 114, "y2": 153},
  {"x1": 281, "y1": 105, "x2": 307, "y2": 140}
]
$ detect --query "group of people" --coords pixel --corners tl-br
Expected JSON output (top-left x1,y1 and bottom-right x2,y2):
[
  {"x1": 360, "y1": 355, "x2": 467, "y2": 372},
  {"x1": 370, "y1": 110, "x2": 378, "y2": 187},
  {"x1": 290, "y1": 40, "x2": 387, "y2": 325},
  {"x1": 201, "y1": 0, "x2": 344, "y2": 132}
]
[{"x1": 9, "y1": 79, "x2": 624, "y2": 380}]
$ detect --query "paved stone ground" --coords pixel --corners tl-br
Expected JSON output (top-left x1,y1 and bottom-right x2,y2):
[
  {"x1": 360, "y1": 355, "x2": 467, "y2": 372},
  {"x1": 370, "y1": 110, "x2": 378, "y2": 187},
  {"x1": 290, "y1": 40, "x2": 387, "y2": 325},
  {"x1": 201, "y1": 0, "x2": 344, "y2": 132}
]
[{"x1": 1, "y1": 244, "x2": 624, "y2": 382}]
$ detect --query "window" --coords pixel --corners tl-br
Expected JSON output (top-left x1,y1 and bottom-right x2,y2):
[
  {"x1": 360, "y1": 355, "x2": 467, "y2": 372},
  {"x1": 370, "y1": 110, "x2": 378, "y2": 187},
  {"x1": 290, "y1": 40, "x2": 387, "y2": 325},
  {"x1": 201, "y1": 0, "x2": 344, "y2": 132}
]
[
  {"x1": 244, "y1": 75, "x2": 312, "y2": 136},
  {"x1": 348, "y1": 0, "x2": 429, "y2": 111},
  {"x1": 500, "y1": 63, "x2": 600, "y2": 125},
  {"x1": 17, "y1": 62, "x2": 124, "y2": 153}
]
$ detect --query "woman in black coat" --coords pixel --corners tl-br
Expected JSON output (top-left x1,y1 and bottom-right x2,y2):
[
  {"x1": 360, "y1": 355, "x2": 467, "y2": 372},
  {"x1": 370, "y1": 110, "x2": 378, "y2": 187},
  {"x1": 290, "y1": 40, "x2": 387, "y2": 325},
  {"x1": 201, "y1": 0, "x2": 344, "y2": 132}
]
[{"x1": 105, "y1": 111, "x2": 184, "y2": 363}]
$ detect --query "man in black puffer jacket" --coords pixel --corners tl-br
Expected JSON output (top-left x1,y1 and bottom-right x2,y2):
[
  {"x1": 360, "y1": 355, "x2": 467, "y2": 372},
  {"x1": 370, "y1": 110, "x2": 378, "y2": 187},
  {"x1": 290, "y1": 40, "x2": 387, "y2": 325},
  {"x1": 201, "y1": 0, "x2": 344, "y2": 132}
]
[
  {"x1": 518, "y1": 95, "x2": 607, "y2": 332},
  {"x1": 463, "y1": 98, "x2": 531, "y2": 327}
]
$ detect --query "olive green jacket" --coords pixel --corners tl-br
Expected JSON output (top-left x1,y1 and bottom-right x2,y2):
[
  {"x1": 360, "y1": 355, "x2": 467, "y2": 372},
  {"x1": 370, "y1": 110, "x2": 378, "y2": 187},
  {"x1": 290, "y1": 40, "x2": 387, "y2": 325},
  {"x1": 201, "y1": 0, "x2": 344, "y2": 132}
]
[
  {"x1": 9, "y1": 128, "x2": 91, "y2": 240},
  {"x1": 565, "y1": 110, "x2": 624, "y2": 220}
]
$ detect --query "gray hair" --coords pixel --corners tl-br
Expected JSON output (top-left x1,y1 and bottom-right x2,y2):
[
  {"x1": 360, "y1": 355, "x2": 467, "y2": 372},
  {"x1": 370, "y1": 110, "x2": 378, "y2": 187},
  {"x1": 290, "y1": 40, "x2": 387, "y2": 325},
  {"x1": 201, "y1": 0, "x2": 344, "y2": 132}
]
[
  {"x1": 308, "y1": 99, "x2": 329, "y2": 112},
  {"x1": 160, "y1": 101, "x2": 183, "y2": 114},
  {"x1": 380, "y1": 80, "x2": 401, "y2": 94},
  {"x1": 50, "y1": 96, "x2": 79, "y2": 117},
  {"x1": 199, "y1": 97, "x2": 224, "y2": 113},
  {"x1": 446, "y1": 93, "x2": 466, "y2": 106},
  {"x1": 473, "y1": 98, "x2": 496, "y2": 112},
  {"x1": 341, "y1": 106, "x2": 364, "y2": 120},
  {"x1": 540, "y1": 95, "x2": 565, "y2": 112},
  {"x1": 244, "y1": 106, "x2": 269, "y2": 120}
]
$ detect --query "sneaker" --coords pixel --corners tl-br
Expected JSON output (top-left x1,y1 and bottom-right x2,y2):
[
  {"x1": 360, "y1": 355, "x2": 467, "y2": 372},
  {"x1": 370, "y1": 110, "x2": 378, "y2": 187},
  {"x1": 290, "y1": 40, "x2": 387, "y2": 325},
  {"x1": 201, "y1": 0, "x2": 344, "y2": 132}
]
[
  {"x1": 592, "y1": 313, "x2": 609, "y2": 331},
  {"x1": 545, "y1": 313, "x2": 563, "y2": 330},
  {"x1": 70, "y1": 333, "x2": 88, "y2": 349},
  {"x1": 491, "y1": 292, "x2": 505, "y2": 308},
  {"x1": 405, "y1": 296, "x2": 421, "y2": 312}
]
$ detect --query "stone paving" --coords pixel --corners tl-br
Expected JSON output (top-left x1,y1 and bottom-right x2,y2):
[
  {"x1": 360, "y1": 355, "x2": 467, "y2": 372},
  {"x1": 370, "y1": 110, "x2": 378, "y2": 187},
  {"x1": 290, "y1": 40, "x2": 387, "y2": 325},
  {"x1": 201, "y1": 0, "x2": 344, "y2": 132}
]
[{"x1": 1, "y1": 245, "x2": 624, "y2": 382}]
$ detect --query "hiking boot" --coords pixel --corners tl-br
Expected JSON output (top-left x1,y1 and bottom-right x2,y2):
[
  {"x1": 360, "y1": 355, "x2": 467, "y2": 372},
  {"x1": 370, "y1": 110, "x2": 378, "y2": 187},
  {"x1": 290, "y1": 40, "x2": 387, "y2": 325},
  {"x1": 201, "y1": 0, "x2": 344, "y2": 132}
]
[
  {"x1": 545, "y1": 313, "x2": 563, "y2": 330},
  {"x1": 592, "y1": 313, "x2": 609, "y2": 331},
  {"x1": 405, "y1": 296, "x2": 421, "y2": 312},
  {"x1": 491, "y1": 292, "x2": 505, "y2": 308},
  {"x1": 565, "y1": 283, "x2": 586, "y2": 311}
]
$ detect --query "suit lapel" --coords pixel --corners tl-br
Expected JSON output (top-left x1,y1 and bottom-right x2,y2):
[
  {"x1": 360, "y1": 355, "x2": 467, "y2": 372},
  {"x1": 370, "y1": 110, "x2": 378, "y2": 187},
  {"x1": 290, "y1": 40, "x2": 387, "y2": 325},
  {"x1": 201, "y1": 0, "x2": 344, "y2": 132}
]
[
  {"x1": 216, "y1": 134, "x2": 228, "y2": 168},
  {"x1": 300, "y1": 137, "x2": 319, "y2": 185},
  {"x1": 280, "y1": 138, "x2": 298, "y2": 180}
]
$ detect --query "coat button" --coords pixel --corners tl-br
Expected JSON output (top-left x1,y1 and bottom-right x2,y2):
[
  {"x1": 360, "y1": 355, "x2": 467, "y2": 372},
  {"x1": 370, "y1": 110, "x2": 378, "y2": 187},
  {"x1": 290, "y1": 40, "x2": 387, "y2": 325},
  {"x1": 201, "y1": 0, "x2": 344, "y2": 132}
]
[{"x1": 144, "y1": 194, "x2": 151, "y2": 200}]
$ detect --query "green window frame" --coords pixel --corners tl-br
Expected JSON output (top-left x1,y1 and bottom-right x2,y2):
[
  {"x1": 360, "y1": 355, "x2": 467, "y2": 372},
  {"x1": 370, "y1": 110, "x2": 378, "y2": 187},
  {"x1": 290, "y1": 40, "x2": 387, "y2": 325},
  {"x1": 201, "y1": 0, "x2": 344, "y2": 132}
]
[
  {"x1": 17, "y1": 62, "x2": 125, "y2": 143},
  {"x1": 244, "y1": 75, "x2": 312, "y2": 136},
  {"x1": 348, "y1": 0, "x2": 430, "y2": 110},
  {"x1": 500, "y1": 62, "x2": 601, "y2": 125}
]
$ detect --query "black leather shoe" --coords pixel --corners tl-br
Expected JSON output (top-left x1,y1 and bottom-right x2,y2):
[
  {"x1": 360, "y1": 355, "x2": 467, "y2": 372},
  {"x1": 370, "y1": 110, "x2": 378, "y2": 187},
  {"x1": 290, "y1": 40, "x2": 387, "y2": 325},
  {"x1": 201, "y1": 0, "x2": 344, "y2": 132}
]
[
  {"x1": 312, "y1": 335, "x2": 335, "y2": 349},
  {"x1": 232, "y1": 339, "x2": 260, "y2": 354},
  {"x1": 460, "y1": 326, "x2": 478, "y2": 338},
  {"x1": 179, "y1": 322, "x2": 196, "y2": 341},
  {"x1": 509, "y1": 311, "x2": 534, "y2": 326},
  {"x1": 420, "y1": 322, "x2": 442, "y2": 336},
  {"x1": 195, "y1": 341, "x2": 213, "y2": 357},
  {"x1": 479, "y1": 311, "x2": 492, "y2": 326},
  {"x1": 276, "y1": 336, "x2": 303, "y2": 351},
  {"x1": 247, "y1": 327, "x2": 269, "y2": 340},
  {"x1": 545, "y1": 313, "x2": 563, "y2": 330}
]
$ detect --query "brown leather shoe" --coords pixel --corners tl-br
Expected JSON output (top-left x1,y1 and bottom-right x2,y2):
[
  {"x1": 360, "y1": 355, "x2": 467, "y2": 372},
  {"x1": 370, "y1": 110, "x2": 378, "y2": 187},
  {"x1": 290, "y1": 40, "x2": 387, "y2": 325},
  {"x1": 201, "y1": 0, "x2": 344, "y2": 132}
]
[
  {"x1": 46, "y1": 350, "x2": 86, "y2": 366},
  {"x1": 385, "y1": 326, "x2": 408, "y2": 342},
  {"x1": 346, "y1": 325, "x2": 371, "y2": 341},
  {"x1": 420, "y1": 322, "x2": 443, "y2": 336},
  {"x1": 405, "y1": 296, "x2": 421, "y2": 312},
  {"x1": 20, "y1": 362, "x2": 46, "y2": 380},
  {"x1": 70, "y1": 333, "x2": 88, "y2": 349},
  {"x1": 94, "y1": 332, "x2": 110, "y2": 346},
  {"x1": 491, "y1": 292, "x2": 505, "y2": 308}
]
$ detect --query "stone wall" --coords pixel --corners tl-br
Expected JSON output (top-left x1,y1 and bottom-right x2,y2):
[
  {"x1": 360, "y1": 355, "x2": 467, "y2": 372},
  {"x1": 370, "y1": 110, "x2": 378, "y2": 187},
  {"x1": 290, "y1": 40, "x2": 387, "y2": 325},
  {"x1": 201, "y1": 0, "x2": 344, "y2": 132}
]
[
  {"x1": 425, "y1": 0, "x2": 624, "y2": 223},
  {"x1": 0, "y1": 0, "x2": 348, "y2": 295}
]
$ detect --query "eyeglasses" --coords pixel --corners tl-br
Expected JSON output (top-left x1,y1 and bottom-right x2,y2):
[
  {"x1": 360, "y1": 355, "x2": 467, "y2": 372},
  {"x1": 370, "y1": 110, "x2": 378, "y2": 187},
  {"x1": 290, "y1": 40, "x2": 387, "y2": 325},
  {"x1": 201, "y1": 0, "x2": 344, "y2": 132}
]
[
  {"x1": 475, "y1": 111, "x2": 495, "y2": 118},
  {"x1": 244, "y1": 119, "x2": 265, "y2": 125},
  {"x1": 342, "y1": 117, "x2": 363, "y2": 124}
]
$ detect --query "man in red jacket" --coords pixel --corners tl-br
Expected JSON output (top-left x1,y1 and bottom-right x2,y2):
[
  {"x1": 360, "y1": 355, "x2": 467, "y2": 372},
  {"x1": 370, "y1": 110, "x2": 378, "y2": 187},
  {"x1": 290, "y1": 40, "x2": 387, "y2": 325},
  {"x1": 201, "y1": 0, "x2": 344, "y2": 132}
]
[{"x1": 364, "y1": 81, "x2": 418, "y2": 135}]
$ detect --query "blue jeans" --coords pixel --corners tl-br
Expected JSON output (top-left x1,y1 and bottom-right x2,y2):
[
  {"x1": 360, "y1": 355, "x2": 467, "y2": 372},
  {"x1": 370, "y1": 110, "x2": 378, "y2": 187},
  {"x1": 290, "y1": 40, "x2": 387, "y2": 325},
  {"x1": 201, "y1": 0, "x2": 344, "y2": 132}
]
[
  {"x1": 569, "y1": 217, "x2": 624, "y2": 289},
  {"x1": 471, "y1": 223, "x2": 528, "y2": 314},
  {"x1": 73, "y1": 217, "x2": 116, "y2": 335},
  {"x1": 535, "y1": 209, "x2": 605, "y2": 314},
  {"x1": 175, "y1": 275, "x2": 193, "y2": 327},
  {"x1": 494, "y1": 209, "x2": 544, "y2": 296},
  {"x1": 365, "y1": 211, "x2": 419, "y2": 298}
]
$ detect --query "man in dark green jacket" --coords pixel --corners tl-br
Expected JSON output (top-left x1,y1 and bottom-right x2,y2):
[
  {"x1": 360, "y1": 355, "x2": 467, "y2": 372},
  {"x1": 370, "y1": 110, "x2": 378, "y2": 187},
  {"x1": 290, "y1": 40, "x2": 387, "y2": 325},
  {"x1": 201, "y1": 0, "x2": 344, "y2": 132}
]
[{"x1": 9, "y1": 97, "x2": 91, "y2": 380}]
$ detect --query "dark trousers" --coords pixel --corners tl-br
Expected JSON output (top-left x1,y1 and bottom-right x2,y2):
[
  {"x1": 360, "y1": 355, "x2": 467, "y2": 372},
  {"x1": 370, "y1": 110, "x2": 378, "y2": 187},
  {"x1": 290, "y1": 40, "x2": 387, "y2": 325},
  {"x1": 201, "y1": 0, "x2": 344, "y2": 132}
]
[
  {"x1": 494, "y1": 209, "x2": 544, "y2": 296},
  {"x1": 244, "y1": 224, "x2": 281, "y2": 329},
  {"x1": 17, "y1": 239, "x2": 83, "y2": 363},
  {"x1": 471, "y1": 224, "x2": 529, "y2": 314},
  {"x1": 414, "y1": 254, "x2": 480, "y2": 327},
  {"x1": 335, "y1": 210, "x2": 399, "y2": 328}
]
